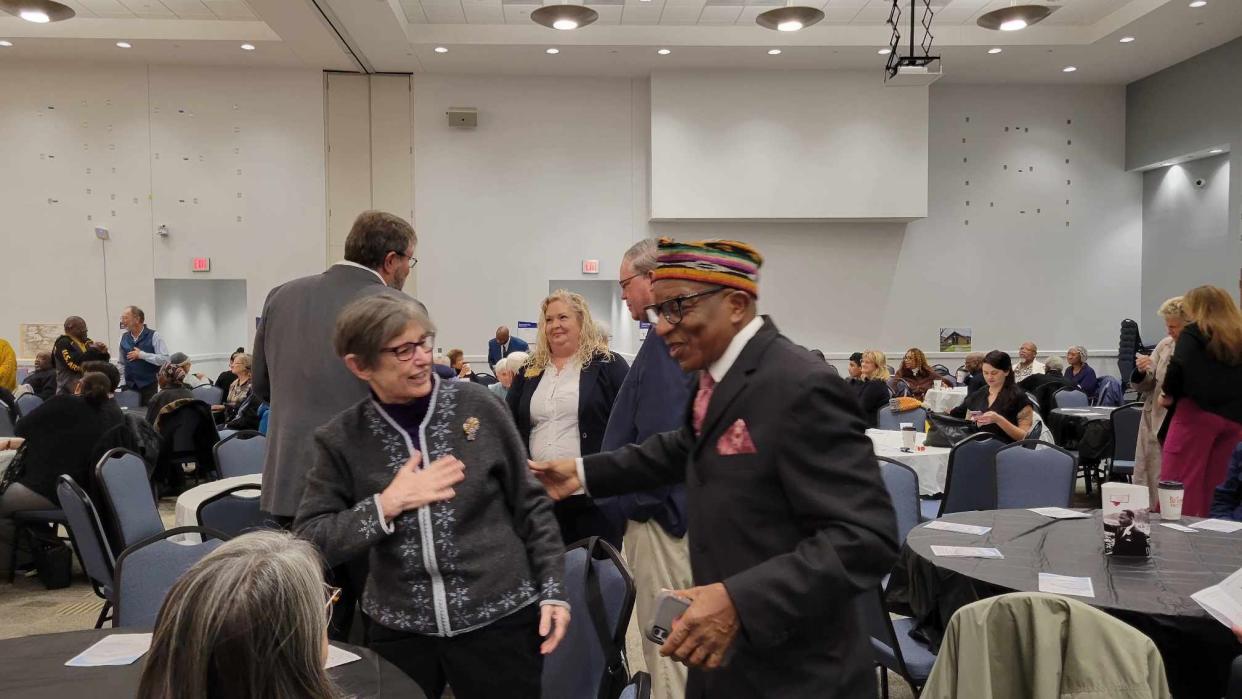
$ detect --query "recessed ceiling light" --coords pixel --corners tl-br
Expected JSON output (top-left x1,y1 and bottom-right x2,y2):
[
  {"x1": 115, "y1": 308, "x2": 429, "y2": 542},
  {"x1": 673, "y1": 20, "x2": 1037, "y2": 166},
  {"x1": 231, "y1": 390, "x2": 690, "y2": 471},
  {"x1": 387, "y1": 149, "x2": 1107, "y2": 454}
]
[
  {"x1": 240, "y1": 43, "x2": 255, "y2": 51},
  {"x1": 1119, "y1": 36, "x2": 1135, "y2": 43},
  {"x1": 545, "y1": 47, "x2": 560, "y2": 54},
  {"x1": 767, "y1": 49, "x2": 782, "y2": 55},
  {"x1": 1189, "y1": 1, "x2": 1207, "y2": 7},
  {"x1": 531, "y1": 5, "x2": 598, "y2": 30},
  {"x1": 116, "y1": 41, "x2": 131, "y2": 48},
  {"x1": 987, "y1": 47, "x2": 1003, "y2": 54},
  {"x1": 756, "y1": 6, "x2": 823, "y2": 32},
  {"x1": 657, "y1": 48, "x2": 670, "y2": 55},
  {"x1": 878, "y1": 48, "x2": 891, "y2": 55},
  {"x1": 1062, "y1": 65, "x2": 1077, "y2": 72},
  {"x1": 20, "y1": 10, "x2": 49, "y2": 22},
  {"x1": 0, "y1": 40, "x2": 11, "y2": 47},
  {"x1": 1209, "y1": 148, "x2": 1224, "y2": 154},
  {"x1": 434, "y1": 46, "x2": 448, "y2": 53}
]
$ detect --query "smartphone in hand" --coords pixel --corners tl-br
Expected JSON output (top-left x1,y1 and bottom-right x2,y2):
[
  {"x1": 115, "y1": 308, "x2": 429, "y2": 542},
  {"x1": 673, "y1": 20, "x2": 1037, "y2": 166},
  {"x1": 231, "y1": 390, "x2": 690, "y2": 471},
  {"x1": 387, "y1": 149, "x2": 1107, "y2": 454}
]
[{"x1": 645, "y1": 590, "x2": 692, "y2": 645}]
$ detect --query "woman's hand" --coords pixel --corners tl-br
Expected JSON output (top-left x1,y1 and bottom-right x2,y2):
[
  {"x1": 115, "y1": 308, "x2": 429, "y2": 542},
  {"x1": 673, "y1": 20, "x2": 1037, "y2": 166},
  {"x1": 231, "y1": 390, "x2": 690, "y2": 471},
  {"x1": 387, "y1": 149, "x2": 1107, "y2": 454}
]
[
  {"x1": 0, "y1": 437, "x2": 25, "y2": 451},
  {"x1": 379, "y1": 450, "x2": 466, "y2": 520},
  {"x1": 974, "y1": 411, "x2": 1002, "y2": 426},
  {"x1": 211, "y1": 404, "x2": 225, "y2": 412},
  {"x1": 539, "y1": 604, "x2": 570, "y2": 655},
  {"x1": 457, "y1": 362, "x2": 472, "y2": 378},
  {"x1": 1135, "y1": 354, "x2": 1153, "y2": 374}
]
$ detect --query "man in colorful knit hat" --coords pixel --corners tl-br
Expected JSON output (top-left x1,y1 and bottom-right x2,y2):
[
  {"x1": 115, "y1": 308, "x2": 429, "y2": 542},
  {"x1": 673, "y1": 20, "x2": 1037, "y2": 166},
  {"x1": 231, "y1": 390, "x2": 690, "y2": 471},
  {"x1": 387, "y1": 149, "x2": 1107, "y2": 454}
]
[{"x1": 532, "y1": 238, "x2": 898, "y2": 698}]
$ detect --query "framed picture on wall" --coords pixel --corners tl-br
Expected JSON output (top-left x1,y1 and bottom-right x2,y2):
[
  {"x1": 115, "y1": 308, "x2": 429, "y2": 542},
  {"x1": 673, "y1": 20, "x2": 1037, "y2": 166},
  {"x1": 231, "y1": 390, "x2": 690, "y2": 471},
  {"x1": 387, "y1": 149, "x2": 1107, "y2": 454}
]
[{"x1": 939, "y1": 328, "x2": 972, "y2": 353}]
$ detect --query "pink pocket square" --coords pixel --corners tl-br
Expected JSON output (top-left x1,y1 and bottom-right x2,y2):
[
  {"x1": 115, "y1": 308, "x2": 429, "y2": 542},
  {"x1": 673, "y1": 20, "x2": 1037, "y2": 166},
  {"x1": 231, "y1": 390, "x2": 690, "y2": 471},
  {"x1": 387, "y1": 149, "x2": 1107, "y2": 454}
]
[{"x1": 717, "y1": 419, "x2": 758, "y2": 456}]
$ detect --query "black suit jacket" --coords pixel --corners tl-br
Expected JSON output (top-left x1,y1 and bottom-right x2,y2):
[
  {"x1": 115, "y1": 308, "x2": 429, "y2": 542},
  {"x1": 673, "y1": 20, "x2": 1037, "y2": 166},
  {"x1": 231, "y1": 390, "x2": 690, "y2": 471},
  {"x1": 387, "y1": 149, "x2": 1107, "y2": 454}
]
[
  {"x1": 508, "y1": 351, "x2": 630, "y2": 545},
  {"x1": 582, "y1": 318, "x2": 898, "y2": 698}
]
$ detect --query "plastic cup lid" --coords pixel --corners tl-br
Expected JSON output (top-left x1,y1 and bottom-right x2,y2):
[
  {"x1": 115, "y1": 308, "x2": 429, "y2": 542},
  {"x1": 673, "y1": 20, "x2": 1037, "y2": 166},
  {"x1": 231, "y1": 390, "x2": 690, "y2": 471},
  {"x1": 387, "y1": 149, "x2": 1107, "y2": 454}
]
[{"x1": 1158, "y1": 481, "x2": 1184, "y2": 489}]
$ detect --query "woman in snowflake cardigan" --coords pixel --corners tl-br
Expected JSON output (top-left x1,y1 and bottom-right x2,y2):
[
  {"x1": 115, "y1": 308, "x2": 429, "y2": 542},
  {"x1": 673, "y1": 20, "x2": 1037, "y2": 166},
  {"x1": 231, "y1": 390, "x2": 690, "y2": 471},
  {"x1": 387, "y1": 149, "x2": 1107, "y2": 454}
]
[{"x1": 294, "y1": 291, "x2": 569, "y2": 699}]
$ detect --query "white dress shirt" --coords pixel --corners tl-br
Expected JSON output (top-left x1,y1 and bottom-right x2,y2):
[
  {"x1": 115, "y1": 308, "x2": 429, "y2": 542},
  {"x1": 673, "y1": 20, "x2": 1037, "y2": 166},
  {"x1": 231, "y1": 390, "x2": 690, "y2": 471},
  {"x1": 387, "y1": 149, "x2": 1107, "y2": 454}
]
[
  {"x1": 529, "y1": 361, "x2": 582, "y2": 462},
  {"x1": 575, "y1": 314, "x2": 765, "y2": 492}
]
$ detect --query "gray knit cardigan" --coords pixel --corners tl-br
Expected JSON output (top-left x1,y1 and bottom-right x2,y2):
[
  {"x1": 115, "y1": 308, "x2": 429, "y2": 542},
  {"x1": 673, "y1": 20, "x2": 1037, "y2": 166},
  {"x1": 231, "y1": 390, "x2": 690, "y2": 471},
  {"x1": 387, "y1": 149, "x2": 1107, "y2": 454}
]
[{"x1": 294, "y1": 376, "x2": 566, "y2": 637}]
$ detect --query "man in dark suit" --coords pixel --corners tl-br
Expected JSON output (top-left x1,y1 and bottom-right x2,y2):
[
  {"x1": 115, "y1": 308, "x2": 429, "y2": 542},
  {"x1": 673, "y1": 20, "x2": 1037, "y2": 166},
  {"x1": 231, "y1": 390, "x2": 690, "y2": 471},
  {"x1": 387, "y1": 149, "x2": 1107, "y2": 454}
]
[
  {"x1": 531, "y1": 238, "x2": 898, "y2": 698},
  {"x1": 487, "y1": 326, "x2": 529, "y2": 371},
  {"x1": 252, "y1": 210, "x2": 425, "y2": 640}
]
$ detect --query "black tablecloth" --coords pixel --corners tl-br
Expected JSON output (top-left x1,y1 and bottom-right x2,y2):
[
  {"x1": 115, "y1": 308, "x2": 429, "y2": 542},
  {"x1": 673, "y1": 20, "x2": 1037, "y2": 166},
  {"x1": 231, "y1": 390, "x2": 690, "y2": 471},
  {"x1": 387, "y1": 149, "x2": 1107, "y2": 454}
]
[
  {"x1": 0, "y1": 628, "x2": 425, "y2": 699},
  {"x1": 886, "y1": 509, "x2": 1242, "y2": 698}
]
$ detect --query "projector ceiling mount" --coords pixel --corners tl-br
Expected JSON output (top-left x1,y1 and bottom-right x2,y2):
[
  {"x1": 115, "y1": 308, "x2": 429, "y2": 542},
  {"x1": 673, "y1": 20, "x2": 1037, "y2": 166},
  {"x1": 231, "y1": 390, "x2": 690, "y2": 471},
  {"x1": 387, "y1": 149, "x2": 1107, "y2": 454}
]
[{"x1": 885, "y1": 0, "x2": 941, "y2": 83}]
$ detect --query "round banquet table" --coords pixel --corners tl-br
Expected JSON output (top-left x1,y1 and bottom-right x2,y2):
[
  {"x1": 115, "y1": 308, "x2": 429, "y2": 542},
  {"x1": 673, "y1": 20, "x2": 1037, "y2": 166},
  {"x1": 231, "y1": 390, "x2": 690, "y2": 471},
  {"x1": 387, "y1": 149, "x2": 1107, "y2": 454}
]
[
  {"x1": 885, "y1": 508, "x2": 1242, "y2": 698},
  {"x1": 867, "y1": 429, "x2": 951, "y2": 496},
  {"x1": 172, "y1": 473, "x2": 262, "y2": 542},
  {"x1": 0, "y1": 628, "x2": 425, "y2": 699}
]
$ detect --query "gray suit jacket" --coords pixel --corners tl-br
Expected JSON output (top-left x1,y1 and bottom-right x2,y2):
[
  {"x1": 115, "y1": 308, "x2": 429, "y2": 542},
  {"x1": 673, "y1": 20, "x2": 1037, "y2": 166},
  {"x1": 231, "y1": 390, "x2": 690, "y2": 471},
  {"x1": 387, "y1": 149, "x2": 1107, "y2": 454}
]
[{"x1": 252, "y1": 264, "x2": 421, "y2": 516}]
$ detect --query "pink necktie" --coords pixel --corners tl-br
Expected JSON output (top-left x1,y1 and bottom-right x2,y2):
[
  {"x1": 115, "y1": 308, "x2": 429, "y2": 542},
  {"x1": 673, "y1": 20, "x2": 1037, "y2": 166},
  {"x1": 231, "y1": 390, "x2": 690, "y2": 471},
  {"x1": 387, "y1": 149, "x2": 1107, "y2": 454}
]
[{"x1": 693, "y1": 372, "x2": 716, "y2": 436}]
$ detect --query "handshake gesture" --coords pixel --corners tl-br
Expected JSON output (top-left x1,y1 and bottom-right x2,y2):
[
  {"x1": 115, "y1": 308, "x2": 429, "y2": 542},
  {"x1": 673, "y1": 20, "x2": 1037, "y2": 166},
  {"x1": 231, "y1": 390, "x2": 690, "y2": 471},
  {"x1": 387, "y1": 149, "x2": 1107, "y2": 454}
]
[{"x1": 527, "y1": 459, "x2": 581, "y2": 501}]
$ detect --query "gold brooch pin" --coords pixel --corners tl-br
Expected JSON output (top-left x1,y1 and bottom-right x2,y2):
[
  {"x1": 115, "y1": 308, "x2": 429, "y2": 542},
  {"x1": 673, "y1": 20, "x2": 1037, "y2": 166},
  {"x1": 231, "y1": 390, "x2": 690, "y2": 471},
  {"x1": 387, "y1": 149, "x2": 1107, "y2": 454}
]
[{"x1": 463, "y1": 417, "x2": 480, "y2": 441}]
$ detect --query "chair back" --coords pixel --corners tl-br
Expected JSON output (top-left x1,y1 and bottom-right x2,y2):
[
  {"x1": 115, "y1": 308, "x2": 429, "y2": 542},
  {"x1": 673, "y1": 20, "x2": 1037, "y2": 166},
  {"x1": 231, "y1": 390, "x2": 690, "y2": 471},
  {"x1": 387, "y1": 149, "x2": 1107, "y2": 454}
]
[
  {"x1": 15, "y1": 393, "x2": 43, "y2": 416},
  {"x1": 864, "y1": 586, "x2": 911, "y2": 678},
  {"x1": 1110, "y1": 403, "x2": 1143, "y2": 462},
  {"x1": 1026, "y1": 421, "x2": 1043, "y2": 441},
  {"x1": 940, "y1": 434, "x2": 1006, "y2": 517},
  {"x1": 114, "y1": 527, "x2": 228, "y2": 628},
  {"x1": 473, "y1": 373, "x2": 499, "y2": 386},
  {"x1": 1053, "y1": 388, "x2": 1089, "y2": 409},
  {"x1": 543, "y1": 537, "x2": 636, "y2": 699},
  {"x1": 877, "y1": 457, "x2": 921, "y2": 543},
  {"x1": 196, "y1": 485, "x2": 265, "y2": 538},
  {"x1": 877, "y1": 406, "x2": 927, "y2": 433},
  {"x1": 995, "y1": 440, "x2": 1077, "y2": 509},
  {"x1": 96, "y1": 448, "x2": 165, "y2": 550},
  {"x1": 213, "y1": 430, "x2": 267, "y2": 478},
  {"x1": 114, "y1": 390, "x2": 143, "y2": 409},
  {"x1": 932, "y1": 364, "x2": 952, "y2": 377},
  {"x1": 56, "y1": 476, "x2": 117, "y2": 599},
  {"x1": 191, "y1": 384, "x2": 224, "y2": 406},
  {"x1": 0, "y1": 408, "x2": 12, "y2": 437}
]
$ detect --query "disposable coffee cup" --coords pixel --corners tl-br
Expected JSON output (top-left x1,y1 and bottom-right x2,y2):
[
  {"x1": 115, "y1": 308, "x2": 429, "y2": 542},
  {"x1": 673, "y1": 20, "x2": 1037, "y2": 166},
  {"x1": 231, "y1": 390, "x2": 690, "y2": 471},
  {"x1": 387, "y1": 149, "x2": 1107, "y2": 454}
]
[
  {"x1": 900, "y1": 424, "x2": 916, "y2": 449},
  {"x1": 1158, "y1": 481, "x2": 1184, "y2": 521}
]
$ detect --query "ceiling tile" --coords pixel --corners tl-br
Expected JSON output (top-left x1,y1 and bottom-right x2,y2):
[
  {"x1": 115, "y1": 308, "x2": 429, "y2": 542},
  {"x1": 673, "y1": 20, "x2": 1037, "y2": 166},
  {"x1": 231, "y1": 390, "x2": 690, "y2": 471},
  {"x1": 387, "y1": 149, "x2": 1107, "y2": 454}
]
[
  {"x1": 503, "y1": 4, "x2": 538, "y2": 22},
  {"x1": 203, "y1": 0, "x2": 256, "y2": 19},
  {"x1": 423, "y1": 4, "x2": 467, "y2": 22},
  {"x1": 592, "y1": 5, "x2": 623, "y2": 22},
  {"x1": 118, "y1": 0, "x2": 174, "y2": 16},
  {"x1": 401, "y1": 0, "x2": 427, "y2": 22},
  {"x1": 736, "y1": 5, "x2": 765, "y2": 22},
  {"x1": 78, "y1": 0, "x2": 129, "y2": 13},
  {"x1": 697, "y1": 5, "x2": 741, "y2": 22},
  {"x1": 464, "y1": 4, "x2": 505, "y2": 22},
  {"x1": 621, "y1": 6, "x2": 663, "y2": 23},
  {"x1": 159, "y1": 0, "x2": 215, "y2": 17},
  {"x1": 824, "y1": 6, "x2": 861, "y2": 21},
  {"x1": 851, "y1": 3, "x2": 894, "y2": 21},
  {"x1": 57, "y1": 0, "x2": 98, "y2": 17},
  {"x1": 823, "y1": 0, "x2": 870, "y2": 8}
]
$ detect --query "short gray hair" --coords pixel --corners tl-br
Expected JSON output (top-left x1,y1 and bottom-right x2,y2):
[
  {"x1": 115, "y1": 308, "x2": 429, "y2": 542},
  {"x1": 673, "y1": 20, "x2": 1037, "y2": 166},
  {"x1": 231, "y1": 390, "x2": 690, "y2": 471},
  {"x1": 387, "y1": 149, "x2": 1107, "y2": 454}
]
[
  {"x1": 495, "y1": 350, "x2": 529, "y2": 375},
  {"x1": 1044, "y1": 355, "x2": 1066, "y2": 372},
  {"x1": 1067, "y1": 345, "x2": 1088, "y2": 361},
  {"x1": 334, "y1": 291, "x2": 436, "y2": 369},
  {"x1": 344, "y1": 211, "x2": 416, "y2": 270},
  {"x1": 126, "y1": 305, "x2": 145, "y2": 323},
  {"x1": 136, "y1": 530, "x2": 339, "y2": 698},
  {"x1": 623, "y1": 238, "x2": 660, "y2": 274},
  {"x1": 232, "y1": 353, "x2": 253, "y2": 372}
]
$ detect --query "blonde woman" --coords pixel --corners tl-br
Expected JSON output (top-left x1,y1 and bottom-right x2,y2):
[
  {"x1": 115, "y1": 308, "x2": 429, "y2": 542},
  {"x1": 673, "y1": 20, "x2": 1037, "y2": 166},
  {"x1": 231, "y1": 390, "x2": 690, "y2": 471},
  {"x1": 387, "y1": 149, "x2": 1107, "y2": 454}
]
[
  {"x1": 1130, "y1": 297, "x2": 1187, "y2": 509},
  {"x1": 137, "y1": 531, "x2": 342, "y2": 699},
  {"x1": 507, "y1": 289, "x2": 629, "y2": 546},
  {"x1": 1160, "y1": 285, "x2": 1242, "y2": 517},
  {"x1": 854, "y1": 349, "x2": 892, "y2": 428}
]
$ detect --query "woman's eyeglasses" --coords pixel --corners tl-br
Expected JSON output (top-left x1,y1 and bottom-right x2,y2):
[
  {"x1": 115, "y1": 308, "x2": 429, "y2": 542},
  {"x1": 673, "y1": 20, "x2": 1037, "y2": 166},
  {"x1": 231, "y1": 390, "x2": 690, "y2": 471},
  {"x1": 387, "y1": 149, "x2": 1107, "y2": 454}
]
[
  {"x1": 380, "y1": 335, "x2": 436, "y2": 362},
  {"x1": 643, "y1": 287, "x2": 726, "y2": 326}
]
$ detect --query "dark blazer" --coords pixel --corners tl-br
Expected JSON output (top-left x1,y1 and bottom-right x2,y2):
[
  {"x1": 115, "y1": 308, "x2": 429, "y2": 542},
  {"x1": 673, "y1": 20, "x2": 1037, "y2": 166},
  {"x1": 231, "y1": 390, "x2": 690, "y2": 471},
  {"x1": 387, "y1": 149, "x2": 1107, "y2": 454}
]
[
  {"x1": 488, "y1": 336, "x2": 530, "y2": 370},
  {"x1": 1163, "y1": 322, "x2": 1242, "y2": 425},
  {"x1": 508, "y1": 350, "x2": 630, "y2": 546},
  {"x1": 581, "y1": 318, "x2": 898, "y2": 699}
]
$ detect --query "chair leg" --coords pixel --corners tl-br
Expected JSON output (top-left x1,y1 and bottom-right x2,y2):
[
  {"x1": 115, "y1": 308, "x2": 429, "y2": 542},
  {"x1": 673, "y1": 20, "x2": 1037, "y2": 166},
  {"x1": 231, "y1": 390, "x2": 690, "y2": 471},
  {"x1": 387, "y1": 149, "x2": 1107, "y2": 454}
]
[
  {"x1": 879, "y1": 666, "x2": 890, "y2": 699},
  {"x1": 94, "y1": 602, "x2": 112, "y2": 629}
]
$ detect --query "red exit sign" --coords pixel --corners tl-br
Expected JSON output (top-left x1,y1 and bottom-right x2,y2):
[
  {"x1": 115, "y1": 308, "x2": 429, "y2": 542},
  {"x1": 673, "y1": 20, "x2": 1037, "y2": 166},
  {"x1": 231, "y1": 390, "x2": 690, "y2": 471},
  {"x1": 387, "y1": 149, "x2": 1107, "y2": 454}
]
[
  {"x1": 582, "y1": 259, "x2": 599, "y2": 274},
  {"x1": 192, "y1": 257, "x2": 211, "y2": 272}
]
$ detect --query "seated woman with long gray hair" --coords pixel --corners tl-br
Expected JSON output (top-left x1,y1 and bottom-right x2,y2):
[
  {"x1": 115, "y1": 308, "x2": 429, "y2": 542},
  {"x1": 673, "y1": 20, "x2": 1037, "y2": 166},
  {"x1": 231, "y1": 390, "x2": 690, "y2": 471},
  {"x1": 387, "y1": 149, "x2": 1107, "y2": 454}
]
[
  {"x1": 137, "y1": 530, "x2": 341, "y2": 699},
  {"x1": 295, "y1": 290, "x2": 568, "y2": 699}
]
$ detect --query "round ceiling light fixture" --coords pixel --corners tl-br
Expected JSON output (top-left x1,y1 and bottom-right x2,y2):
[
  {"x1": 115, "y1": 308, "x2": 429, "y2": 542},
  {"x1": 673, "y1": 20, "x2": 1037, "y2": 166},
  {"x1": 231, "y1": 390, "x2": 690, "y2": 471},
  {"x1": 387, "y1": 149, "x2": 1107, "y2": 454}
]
[
  {"x1": 1062, "y1": 65, "x2": 1077, "y2": 72},
  {"x1": 0, "y1": 0, "x2": 74, "y2": 22},
  {"x1": 545, "y1": 47, "x2": 560, "y2": 54},
  {"x1": 756, "y1": 6, "x2": 824, "y2": 32},
  {"x1": 976, "y1": 4, "x2": 1055, "y2": 31},
  {"x1": 1119, "y1": 36, "x2": 1135, "y2": 43},
  {"x1": 116, "y1": 41, "x2": 131, "y2": 48},
  {"x1": 0, "y1": 40, "x2": 12, "y2": 46},
  {"x1": 767, "y1": 48, "x2": 782, "y2": 55},
  {"x1": 434, "y1": 46, "x2": 448, "y2": 53},
  {"x1": 1188, "y1": 1, "x2": 1206, "y2": 7},
  {"x1": 531, "y1": 4, "x2": 598, "y2": 30},
  {"x1": 240, "y1": 43, "x2": 256, "y2": 50},
  {"x1": 987, "y1": 47, "x2": 1003, "y2": 54},
  {"x1": 657, "y1": 48, "x2": 670, "y2": 55},
  {"x1": 877, "y1": 47, "x2": 891, "y2": 55}
]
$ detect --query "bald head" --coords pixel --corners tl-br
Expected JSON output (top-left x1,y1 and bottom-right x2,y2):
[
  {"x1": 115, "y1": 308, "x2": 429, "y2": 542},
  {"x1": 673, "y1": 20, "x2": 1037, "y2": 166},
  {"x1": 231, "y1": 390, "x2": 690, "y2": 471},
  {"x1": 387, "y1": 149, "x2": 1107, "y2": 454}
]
[{"x1": 495, "y1": 326, "x2": 510, "y2": 344}]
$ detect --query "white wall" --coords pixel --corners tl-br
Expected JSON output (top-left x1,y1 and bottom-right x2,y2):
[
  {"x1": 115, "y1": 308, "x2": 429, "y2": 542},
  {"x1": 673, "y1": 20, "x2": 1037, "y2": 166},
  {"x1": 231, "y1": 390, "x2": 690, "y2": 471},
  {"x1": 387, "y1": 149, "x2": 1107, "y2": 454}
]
[
  {"x1": 152, "y1": 278, "x2": 249, "y2": 377},
  {"x1": 0, "y1": 63, "x2": 326, "y2": 360},
  {"x1": 650, "y1": 71, "x2": 928, "y2": 221},
  {"x1": 1142, "y1": 155, "x2": 1233, "y2": 320},
  {"x1": 413, "y1": 77, "x2": 1141, "y2": 374}
]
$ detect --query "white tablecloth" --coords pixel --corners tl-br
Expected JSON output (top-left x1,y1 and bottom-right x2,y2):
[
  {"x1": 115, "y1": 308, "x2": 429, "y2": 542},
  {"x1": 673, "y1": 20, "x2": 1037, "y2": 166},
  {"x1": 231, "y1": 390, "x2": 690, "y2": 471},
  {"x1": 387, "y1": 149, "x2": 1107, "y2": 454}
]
[
  {"x1": 174, "y1": 474, "x2": 262, "y2": 543},
  {"x1": 867, "y1": 429, "x2": 951, "y2": 496},
  {"x1": 0, "y1": 450, "x2": 16, "y2": 479},
  {"x1": 922, "y1": 386, "x2": 969, "y2": 414}
]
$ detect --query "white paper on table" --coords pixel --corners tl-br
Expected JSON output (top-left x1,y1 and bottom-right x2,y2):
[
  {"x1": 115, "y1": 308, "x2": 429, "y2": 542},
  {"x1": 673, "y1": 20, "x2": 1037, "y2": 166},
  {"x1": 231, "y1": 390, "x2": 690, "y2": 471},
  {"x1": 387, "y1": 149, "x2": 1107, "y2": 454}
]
[
  {"x1": 1029, "y1": 507, "x2": 1092, "y2": 519},
  {"x1": 325, "y1": 645, "x2": 361, "y2": 669},
  {"x1": 1038, "y1": 573, "x2": 1095, "y2": 598},
  {"x1": 1192, "y1": 568, "x2": 1242, "y2": 629},
  {"x1": 923, "y1": 521, "x2": 992, "y2": 535},
  {"x1": 930, "y1": 545, "x2": 1004, "y2": 559},
  {"x1": 1190, "y1": 519, "x2": 1242, "y2": 533},
  {"x1": 1159, "y1": 522, "x2": 1199, "y2": 533},
  {"x1": 65, "y1": 633, "x2": 152, "y2": 667}
]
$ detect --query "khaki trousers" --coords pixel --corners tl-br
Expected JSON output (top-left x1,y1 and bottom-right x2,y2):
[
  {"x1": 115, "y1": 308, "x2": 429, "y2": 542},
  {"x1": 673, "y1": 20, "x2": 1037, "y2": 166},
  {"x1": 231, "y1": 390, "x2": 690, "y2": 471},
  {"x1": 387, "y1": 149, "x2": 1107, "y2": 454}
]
[{"x1": 623, "y1": 519, "x2": 693, "y2": 699}]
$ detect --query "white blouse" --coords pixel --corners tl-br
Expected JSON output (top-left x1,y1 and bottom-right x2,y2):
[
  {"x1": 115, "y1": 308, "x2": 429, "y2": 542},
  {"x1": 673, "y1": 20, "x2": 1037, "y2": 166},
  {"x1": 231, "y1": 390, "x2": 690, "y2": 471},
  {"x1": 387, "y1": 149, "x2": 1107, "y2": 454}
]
[{"x1": 528, "y1": 362, "x2": 582, "y2": 462}]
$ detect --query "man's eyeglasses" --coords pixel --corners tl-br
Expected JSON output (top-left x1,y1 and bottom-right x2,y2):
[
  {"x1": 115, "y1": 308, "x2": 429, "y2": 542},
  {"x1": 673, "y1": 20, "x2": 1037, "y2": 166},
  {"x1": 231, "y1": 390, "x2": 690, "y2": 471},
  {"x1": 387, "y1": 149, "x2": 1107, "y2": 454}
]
[
  {"x1": 389, "y1": 250, "x2": 419, "y2": 268},
  {"x1": 618, "y1": 272, "x2": 645, "y2": 291},
  {"x1": 644, "y1": 287, "x2": 726, "y2": 326},
  {"x1": 324, "y1": 584, "x2": 342, "y2": 625},
  {"x1": 380, "y1": 335, "x2": 436, "y2": 362}
]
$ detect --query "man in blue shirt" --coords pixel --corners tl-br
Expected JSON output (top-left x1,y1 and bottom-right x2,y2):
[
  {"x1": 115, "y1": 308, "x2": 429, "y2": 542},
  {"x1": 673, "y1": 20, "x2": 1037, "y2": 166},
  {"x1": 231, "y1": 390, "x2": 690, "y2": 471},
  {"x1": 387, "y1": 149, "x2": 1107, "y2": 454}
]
[
  {"x1": 119, "y1": 306, "x2": 169, "y2": 405},
  {"x1": 598, "y1": 238, "x2": 694, "y2": 699}
]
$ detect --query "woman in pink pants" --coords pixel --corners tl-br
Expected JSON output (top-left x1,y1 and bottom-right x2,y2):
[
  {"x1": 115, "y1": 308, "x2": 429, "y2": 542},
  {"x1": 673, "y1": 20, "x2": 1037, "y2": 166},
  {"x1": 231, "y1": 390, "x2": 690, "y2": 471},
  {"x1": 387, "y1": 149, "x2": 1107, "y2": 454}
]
[{"x1": 1160, "y1": 286, "x2": 1242, "y2": 518}]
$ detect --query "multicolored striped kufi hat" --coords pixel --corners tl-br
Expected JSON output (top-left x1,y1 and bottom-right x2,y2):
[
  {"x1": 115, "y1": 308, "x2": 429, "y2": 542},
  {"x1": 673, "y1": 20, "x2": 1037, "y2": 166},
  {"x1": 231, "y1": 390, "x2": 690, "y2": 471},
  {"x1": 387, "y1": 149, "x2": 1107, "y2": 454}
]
[{"x1": 652, "y1": 238, "x2": 763, "y2": 297}]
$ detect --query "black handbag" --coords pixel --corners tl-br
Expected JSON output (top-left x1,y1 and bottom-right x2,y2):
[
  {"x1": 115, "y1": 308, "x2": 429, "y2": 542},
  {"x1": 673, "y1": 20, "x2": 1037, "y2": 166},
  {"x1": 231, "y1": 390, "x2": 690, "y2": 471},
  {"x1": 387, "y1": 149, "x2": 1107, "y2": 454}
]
[{"x1": 925, "y1": 413, "x2": 978, "y2": 448}]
